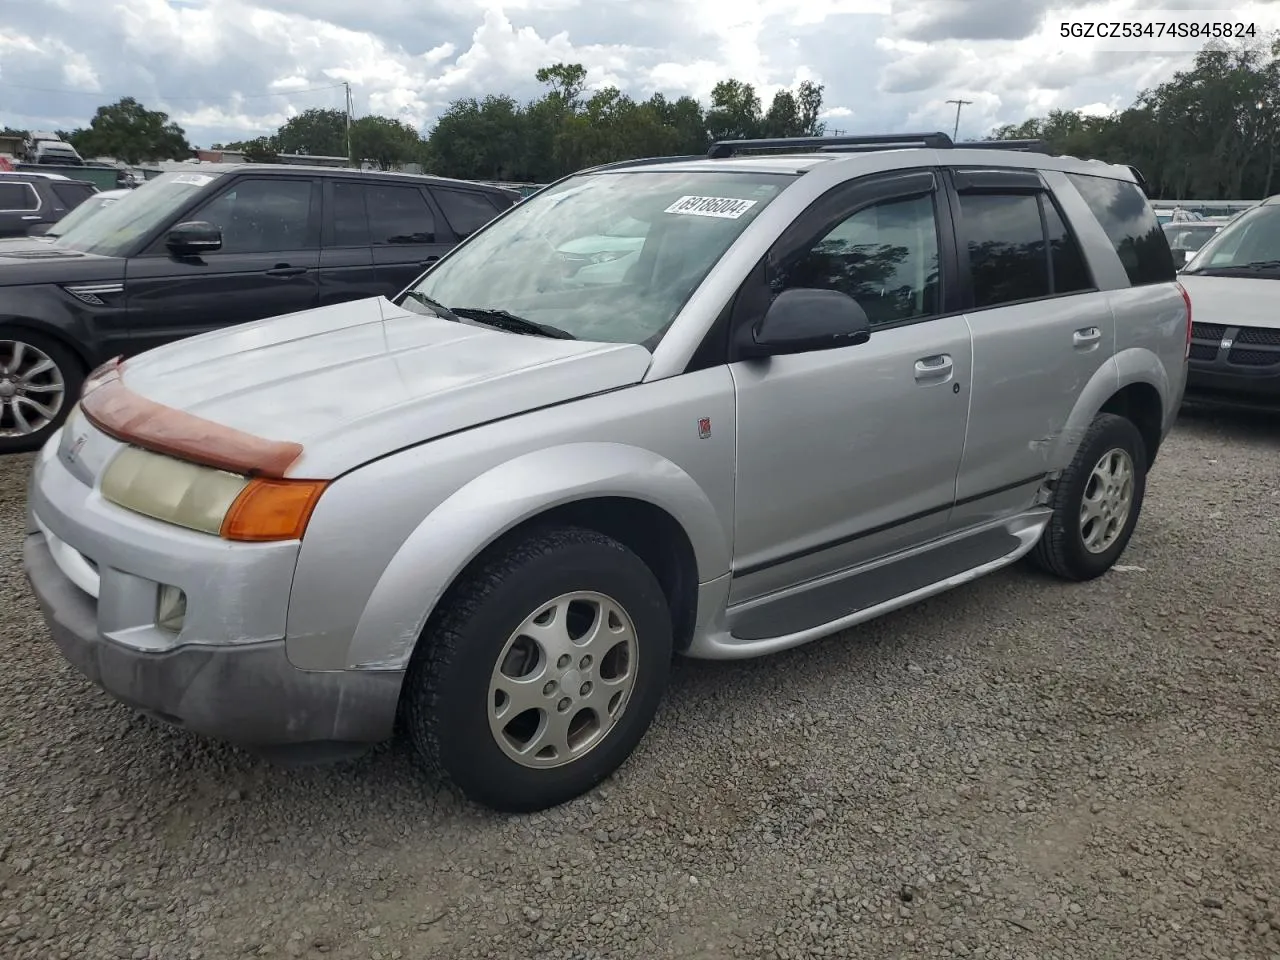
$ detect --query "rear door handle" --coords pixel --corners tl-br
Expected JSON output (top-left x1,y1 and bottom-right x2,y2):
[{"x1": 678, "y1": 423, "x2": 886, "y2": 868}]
[
  {"x1": 1073, "y1": 326, "x2": 1102, "y2": 347},
  {"x1": 20, "y1": 215, "x2": 40, "y2": 221},
  {"x1": 914, "y1": 354, "x2": 954, "y2": 381},
  {"x1": 265, "y1": 265, "x2": 307, "y2": 278}
]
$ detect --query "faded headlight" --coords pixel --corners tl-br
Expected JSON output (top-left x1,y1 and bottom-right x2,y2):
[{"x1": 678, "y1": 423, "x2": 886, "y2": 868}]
[{"x1": 101, "y1": 446, "x2": 249, "y2": 536}]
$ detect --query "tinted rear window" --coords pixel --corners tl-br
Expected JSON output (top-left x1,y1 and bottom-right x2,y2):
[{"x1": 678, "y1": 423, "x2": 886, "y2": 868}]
[
  {"x1": 1065, "y1": 172, "x2": 1174, "y2": 286},
  {"x1": 434, "y1": 188, "x2": 501, "y2": 240},
  {"x1": 51, "y1": 182, "x2": 95, "y2": 207}
]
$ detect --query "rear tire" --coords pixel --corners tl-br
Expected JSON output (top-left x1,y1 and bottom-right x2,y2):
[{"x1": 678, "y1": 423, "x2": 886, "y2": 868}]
[
  {"x1": 401, "y1": 526, "x2": 673, "y2": 812},
  {"x1": 1031, "y1": 413, "x2": 1148, "y2": 582},
  {"x1": 0, "y1": 327, "x2": 83, "y2": 455}
]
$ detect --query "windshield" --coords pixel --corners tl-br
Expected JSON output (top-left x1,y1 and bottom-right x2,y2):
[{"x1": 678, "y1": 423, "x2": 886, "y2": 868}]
[
  {"x1": 52, "y1": 171, "x2": 223, "y2": 257},
  {"x1": 46, "y1": 193, "x2": 122, "y2": 238},
  {"x1": 400, "y1": 168, "x2": 796, "y2": 347},
  {"x1": 1183, "y1": 202, "x2": 1280, "y2": 273},
  {"x1": 1163, "y1": 223, "x2": 1219, "y2": 253}
]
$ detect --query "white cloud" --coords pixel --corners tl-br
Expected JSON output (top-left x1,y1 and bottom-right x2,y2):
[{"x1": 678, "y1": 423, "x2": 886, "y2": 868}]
[{"x1": 0, "y1": 0, "x2": 1273, "y2": 147}]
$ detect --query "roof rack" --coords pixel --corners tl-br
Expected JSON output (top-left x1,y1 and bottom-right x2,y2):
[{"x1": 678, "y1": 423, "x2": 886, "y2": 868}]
[
  {"x1": 708, "y1": 132, "x2": 955, "y2": 159},
  {"x1": 953, "y1": 139, "x2": 1049, "y2": 153},
  {"x1": 707, "y1": 133, "x2": 1063, "y2": 160},
  {"x1": 582, "y1": 154, "x2": 705, "y2": 174}
]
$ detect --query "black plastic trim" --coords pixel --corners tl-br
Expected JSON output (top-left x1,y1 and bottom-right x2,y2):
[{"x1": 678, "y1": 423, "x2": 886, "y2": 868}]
[{"x1": 733, "y1": 473, "x2": 1046, "y2": 578}]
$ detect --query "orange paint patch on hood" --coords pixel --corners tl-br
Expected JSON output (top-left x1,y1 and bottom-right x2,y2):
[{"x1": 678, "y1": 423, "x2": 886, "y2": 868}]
[{"x1": 79, "y1": 358, "x2": 304, "y2": 479}]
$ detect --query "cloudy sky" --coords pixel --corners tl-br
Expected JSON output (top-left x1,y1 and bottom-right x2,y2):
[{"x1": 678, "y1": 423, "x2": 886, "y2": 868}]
[{"x1": 2, "y1": 0, "x2": 1277, "y2": 147}]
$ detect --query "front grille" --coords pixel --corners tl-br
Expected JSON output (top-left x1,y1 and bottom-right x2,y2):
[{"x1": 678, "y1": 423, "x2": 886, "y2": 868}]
[
  {"x1": 1238, "y1": 326, "x2": 1280, "y2": 346},
  {"x1": 1228, "y1": 347, "x2": 1280, "y2": 367},
  {"x1": 1189, "y1": 343, "x2": 1219, "y2": 361},
  {"x1": 1192, "y1": 322, "x2": 1227, "y2": 341}
]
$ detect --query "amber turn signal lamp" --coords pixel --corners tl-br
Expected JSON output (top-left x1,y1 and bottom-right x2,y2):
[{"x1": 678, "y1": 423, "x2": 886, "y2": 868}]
[{"x1": 220, "y1": 478, "x2": 329, "y2": 542}]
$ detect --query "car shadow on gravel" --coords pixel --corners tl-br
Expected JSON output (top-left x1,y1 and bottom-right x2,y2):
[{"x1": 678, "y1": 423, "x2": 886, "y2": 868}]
[
  {"x1": 1177, "y1": 400, "x2": 1279, "y2": 446},
  {"x1": 61, "y1": 561, "x2": 1027, "y2": 829}
]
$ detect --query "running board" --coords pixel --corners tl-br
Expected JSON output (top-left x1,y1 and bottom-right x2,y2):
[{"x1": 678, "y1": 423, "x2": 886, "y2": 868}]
[{"x1": 685, "y1": 510, "x2": 1050, "y2": 660}]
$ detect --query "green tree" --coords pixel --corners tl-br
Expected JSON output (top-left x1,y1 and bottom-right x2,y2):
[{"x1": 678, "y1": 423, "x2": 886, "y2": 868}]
[
  {"x1": 68, "y1": 97, "x2": 190, "y2": 163},
  {"x1": 425, "y1": 95, "x2": 526, "y2": 180},
  {"x1": 274, "y1": 108, "x2": 348, "y2": 157},
  {"x1": 705, "y1": 79, "x2": 763, "y2": 141},
  {"x1": 349, "y1": 115, "x2": 423, "y2": 169},
  {"x1": 987, "y1": 33, "x2": 1280, "y2": 200}
]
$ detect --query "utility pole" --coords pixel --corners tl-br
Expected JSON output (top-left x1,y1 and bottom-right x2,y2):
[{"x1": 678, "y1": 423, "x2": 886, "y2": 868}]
[
  {"x1": 344, "y1": 82, "x2": 353, "y2": 167},
  {"x1": 945, "y1": 98, "x2": 972, "y2": 141}
]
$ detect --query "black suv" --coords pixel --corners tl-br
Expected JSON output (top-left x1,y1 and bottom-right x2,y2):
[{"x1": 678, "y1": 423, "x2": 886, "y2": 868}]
[
  {"x1": 0, "y1": 164, "x2": 520, "y2": 452},
  {"x1": 0, "y1": 173, "x2": 99, "y2": 238}
]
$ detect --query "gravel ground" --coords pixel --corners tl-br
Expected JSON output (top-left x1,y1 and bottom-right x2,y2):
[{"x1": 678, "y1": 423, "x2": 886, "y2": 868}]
[{"x1": 1, "y1": 405, "x2": 1278, "y2": 960}]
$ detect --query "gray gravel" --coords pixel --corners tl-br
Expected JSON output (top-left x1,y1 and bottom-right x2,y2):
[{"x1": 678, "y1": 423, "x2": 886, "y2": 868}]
[{"x1": 2, "y1": 404, "x2": 1279, "y2": 960}]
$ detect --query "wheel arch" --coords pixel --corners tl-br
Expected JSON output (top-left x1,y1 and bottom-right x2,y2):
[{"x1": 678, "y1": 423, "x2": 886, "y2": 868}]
[
  {"x1": 0, "y1": 314, "x2": 95, "y2": 370},
  {"x1": 338, "y1": 442, "x2": 730, "y2": 671},
  {"x1": 1048, "y1": 351, "x2": 1170, "y2": 472}
]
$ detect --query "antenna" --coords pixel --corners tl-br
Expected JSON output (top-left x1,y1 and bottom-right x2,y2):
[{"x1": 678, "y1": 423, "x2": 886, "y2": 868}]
[
  {"x1": 344, "y1": 82, "x2": 353, "y2": 167},
  {"x1": 945, "y1": 98, "x2": 973, "y2": 141}
]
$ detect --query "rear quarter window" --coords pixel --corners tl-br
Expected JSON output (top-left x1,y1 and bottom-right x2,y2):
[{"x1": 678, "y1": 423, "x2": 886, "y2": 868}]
[
  {"x1": 1065, "y1": 172, "x2": 1175, "y2": 286},
  {"x1": 434, "y1": 188, "x2": 503, "y2": 240},
  {"x1": 50, "y1": 182, "x2": 95, "y2": 208}
]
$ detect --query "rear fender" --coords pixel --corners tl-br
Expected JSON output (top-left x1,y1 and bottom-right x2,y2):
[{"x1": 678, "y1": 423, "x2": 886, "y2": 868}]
[{"x1": 1047, "y1": 348, "x2": 1170, "y2": 473}]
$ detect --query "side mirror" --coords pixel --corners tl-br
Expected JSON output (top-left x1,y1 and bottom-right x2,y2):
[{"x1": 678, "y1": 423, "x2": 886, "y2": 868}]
[
  {"x1": 1170, "y1": 248, "x2": 1189, "y2": 269},
  {"x1": 742, "y1": 288, "x2": 872, "y2": 359},
  {"x1": 166, "y1": 221, "x2": 222, "y2": 256}
]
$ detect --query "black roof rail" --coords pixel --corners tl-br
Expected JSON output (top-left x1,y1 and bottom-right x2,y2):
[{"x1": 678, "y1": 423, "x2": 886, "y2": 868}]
[
  {"x1": 580, "y1": 154, "x2": 704, "y2": 174},
  {"x1": 952, "y1": 139, "x2": 1050, "y2": 153},
  {"x1": 708, "y1": 132, "x2": 954, "y2": 159}
]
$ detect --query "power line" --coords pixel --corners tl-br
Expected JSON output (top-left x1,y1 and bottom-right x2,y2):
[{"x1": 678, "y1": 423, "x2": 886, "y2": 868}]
[{"x1": 0, "y1": 79, "x2": 348, "y2": 102}]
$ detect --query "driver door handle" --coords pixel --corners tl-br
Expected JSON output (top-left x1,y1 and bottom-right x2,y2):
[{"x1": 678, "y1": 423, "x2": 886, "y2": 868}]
[{"x1": 265, "y1": 265, "x2": 307, "y2": 278}]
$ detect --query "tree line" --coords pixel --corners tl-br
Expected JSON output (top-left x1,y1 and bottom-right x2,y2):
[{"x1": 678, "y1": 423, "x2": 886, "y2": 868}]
[
  {"x1": 218, "y1": 63, "x2": 827, "y2": 181},
  {"x1": 5, "y1": 35, "x2": 1279, "y2": 198},
  {"x1": 989, "y1": 34, "x2": 1280, "y2": 199}
]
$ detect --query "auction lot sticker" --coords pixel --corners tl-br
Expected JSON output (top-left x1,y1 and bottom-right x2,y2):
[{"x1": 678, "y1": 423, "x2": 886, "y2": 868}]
[{"x1": 664, "y1": 196, "x2": 758, "y2": 219}]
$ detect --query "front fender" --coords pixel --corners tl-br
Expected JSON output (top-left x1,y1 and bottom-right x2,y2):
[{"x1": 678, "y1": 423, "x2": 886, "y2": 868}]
[{"x1": 342, "y1": 442, "x2": 731, "y2": 670}]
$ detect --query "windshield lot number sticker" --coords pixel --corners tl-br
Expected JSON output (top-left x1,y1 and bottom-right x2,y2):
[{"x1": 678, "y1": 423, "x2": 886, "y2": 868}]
[
  {"x1": 664, "y1": 196, "x2": 758, "y2": 219},
  {"x1": 172, "y1": 174, "x2": 214, "y2": 186}
]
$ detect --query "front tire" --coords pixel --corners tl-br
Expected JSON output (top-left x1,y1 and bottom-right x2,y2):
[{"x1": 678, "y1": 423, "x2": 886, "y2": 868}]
[
  {"x1": 401, "y1": 526, "x2": 673, "y2": 812},
  {"x1": 0, "y1": 327, "x2": 83, "y2": 455},
  {"x1": 1031, "y1": 412, "x2": 1148, "y2": 581}
]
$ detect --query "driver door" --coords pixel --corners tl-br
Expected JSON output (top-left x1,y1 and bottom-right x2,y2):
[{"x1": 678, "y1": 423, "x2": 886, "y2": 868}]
[{"x1": 728, "y1": 169, "x2": 974, "y2": 607}]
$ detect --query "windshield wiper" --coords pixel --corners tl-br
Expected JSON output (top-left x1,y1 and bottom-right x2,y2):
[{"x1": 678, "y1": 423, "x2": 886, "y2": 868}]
[
  {"x1": 401, "y1": 290, "x2": 462, "y2": 323},
  {"x1": 1190, "y1": 259, "x2": 1280, "y2": 274},
  {"x1": 451, "y1": 307, "x2": 577, "y2": 340}
]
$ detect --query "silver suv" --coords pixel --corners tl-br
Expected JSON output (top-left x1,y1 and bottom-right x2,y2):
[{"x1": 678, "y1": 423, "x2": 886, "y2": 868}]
[{"x1": 22, "y1": 133, "x2": 1190, "y2": 812}]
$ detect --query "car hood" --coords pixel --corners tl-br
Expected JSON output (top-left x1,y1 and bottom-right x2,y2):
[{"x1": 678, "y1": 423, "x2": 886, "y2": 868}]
[
  {"x1": 1179, "y1": 274, "x2": 1280, "y2": 330},
  {"x1": 105, "y1": 296, "x2": 654, "y2": 478},
  {"x1": 0, "y1": 243, "x2": 123, "y2": 283},
  {"x1": 0, "y1": 235, "x2": 56, "y2": 253}
]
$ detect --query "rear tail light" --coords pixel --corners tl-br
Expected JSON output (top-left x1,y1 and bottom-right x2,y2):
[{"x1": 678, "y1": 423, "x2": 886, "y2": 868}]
[{"x1": 1176, "y1": 280, "x2": 1192, "y2": 359}]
